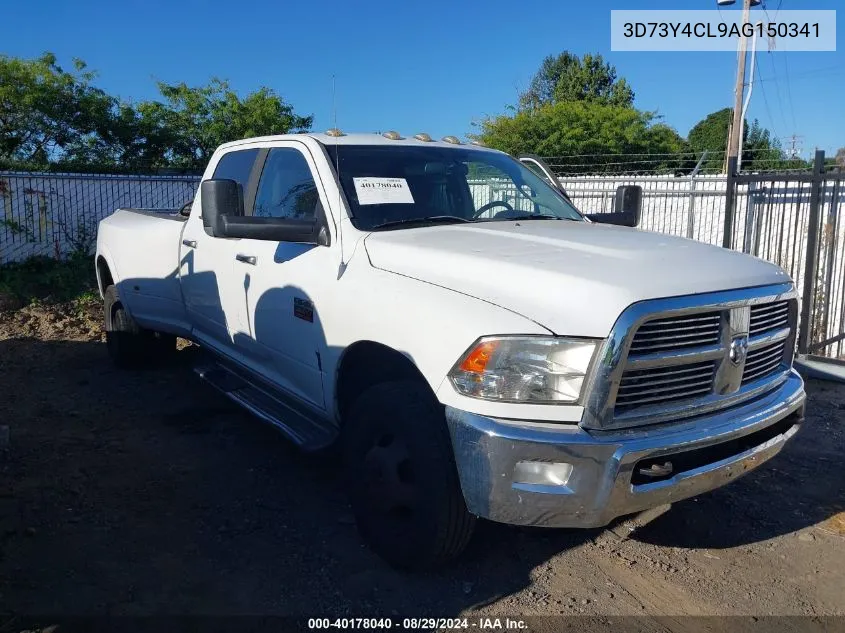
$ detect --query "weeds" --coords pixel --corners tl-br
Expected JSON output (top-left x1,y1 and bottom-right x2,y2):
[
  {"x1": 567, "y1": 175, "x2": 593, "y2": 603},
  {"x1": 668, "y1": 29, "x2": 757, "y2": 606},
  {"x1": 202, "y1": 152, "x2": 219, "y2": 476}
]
[{"x1": 0, "y1": 253, "x2": 97, "y2": 305}]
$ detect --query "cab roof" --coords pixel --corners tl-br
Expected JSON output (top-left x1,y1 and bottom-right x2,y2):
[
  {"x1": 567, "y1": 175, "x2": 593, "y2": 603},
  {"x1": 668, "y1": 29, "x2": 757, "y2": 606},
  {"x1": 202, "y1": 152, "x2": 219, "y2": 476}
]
[{"x1": 218, "y1": 132, "x2": 501, "y2": 152}]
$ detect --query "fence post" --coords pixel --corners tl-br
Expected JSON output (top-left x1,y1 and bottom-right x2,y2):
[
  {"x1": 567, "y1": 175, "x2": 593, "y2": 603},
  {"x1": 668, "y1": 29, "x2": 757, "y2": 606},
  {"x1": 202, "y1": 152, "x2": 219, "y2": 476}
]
[
  {"x1": 686, "y1": 151, "x2": 708, "y2": 239},
  {"x1": 722, "y1": 157, "x2": 738, "y2": 249},
  {"x1": 797, "y1": 150, "x2": 826, "y2": 355},
  {"x1": 742, "y1": 184, "x2": 759, "y2": 254}
]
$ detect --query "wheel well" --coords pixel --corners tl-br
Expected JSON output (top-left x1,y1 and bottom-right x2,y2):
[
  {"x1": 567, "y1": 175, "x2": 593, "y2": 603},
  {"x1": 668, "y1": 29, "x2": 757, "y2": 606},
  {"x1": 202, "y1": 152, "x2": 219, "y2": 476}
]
[
  {"x1": 336, "y1": 341, "x2": 434, "y2": 422},
  {"x1": 96, "y1": 256, "x2": 114, "y2": 296}
]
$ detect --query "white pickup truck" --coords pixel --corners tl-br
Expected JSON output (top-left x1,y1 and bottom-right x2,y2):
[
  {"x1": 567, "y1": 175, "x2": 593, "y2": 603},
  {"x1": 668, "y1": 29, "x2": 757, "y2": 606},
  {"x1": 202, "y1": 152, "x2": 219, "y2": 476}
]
[{"x1": 95, "y1": 131, "x2": 806, "y2": 569}]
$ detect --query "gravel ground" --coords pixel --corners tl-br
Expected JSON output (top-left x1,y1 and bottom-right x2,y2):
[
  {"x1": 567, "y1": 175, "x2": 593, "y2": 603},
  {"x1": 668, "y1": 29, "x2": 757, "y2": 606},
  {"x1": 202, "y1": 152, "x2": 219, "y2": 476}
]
[{"x1": 0, "y1": 301, "x2": 843, "y2": 626}]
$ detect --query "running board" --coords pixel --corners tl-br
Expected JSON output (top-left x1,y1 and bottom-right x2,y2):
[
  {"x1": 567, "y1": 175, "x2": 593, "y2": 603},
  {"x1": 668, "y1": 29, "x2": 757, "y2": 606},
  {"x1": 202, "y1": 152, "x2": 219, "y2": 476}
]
[{"x1": 194, "y1": 363, "x2": 337, "y2": 451}]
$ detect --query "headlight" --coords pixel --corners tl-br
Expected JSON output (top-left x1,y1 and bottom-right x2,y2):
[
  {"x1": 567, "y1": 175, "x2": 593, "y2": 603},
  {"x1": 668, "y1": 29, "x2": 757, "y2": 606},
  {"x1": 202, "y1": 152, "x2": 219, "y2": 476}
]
[{"x1": 448, "y1": 336, "x2": 600, "y2": 404}]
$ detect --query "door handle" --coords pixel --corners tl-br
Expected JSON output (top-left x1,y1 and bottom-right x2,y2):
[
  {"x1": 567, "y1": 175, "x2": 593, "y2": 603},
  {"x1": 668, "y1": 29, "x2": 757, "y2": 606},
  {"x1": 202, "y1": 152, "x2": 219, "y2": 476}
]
[
  {"x1": 182, "y1": 239, "x2": 197, "y2": 249},
  {"x1": 236, "y1": 254, "x2": 257, "y2": 265}
]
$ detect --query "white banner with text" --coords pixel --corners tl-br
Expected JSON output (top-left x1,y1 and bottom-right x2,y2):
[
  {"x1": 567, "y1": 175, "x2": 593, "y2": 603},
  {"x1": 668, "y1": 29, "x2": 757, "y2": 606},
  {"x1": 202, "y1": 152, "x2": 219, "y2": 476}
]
[{"x1": 611, "y1": 10, "x2": 836, "y2": 52}]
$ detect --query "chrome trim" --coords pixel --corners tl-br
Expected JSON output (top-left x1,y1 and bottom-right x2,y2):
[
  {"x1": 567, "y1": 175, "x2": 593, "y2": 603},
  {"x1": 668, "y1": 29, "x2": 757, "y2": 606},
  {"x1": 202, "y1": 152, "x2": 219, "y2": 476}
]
[
  {"x1": 445, "y1": 371, "x2": 805, "y2": 528},
  {"x1": 626, "y1": 344, "x2": 723, "y2": 369},
  {"x1": 581, "y1": 283, "x2": 798, "y2": 430},
  {"x1": 748, "y1": 326, "x2": 791, "y2": 349}
]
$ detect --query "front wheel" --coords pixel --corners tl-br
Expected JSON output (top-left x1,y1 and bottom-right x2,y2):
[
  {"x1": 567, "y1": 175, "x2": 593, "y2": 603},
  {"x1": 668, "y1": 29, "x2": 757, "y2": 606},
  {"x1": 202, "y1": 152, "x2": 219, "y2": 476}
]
[
  {"x1": 104, "y1": 285, "x2": 175, "y2": 368},
  {"x1": 343, "y1": 380, "x2": 475, "y2": 569}
]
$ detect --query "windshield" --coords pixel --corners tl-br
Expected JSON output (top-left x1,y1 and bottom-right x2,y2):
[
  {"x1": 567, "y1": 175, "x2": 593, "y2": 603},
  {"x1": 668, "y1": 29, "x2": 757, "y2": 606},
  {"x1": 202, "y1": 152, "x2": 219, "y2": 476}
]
[{"x1": 323, "y1": 145, "x2": 584, "y2": 231}]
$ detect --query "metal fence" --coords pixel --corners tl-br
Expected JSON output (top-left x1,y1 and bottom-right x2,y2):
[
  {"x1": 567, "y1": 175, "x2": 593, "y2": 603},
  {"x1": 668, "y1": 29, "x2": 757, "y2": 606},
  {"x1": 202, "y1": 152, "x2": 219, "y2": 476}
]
[
  {"x1": 559, "y1": 174, "x2": 732, "y2": 243},
  {"x1": 722, "y1": 153, "x2": 845, "y2": 360},
  {"x1": 0, "y1": 171, "x2": 200, "y2": 263}
]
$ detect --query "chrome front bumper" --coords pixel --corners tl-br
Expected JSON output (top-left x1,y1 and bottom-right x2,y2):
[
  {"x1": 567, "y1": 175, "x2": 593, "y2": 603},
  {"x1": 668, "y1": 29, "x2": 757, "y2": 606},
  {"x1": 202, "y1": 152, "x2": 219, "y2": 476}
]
[{"x1": 445, "y1": 370, "x2": 806, "y2": 528}]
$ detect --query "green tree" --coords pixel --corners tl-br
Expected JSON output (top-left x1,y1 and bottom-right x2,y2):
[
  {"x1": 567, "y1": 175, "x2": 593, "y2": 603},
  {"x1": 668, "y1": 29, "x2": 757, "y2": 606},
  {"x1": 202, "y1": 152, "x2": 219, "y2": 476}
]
[
  {"x1": 474, "y1": 101, "x2": 687, "y2": 174},
  {"x1": 687, "y1": 107, "x2": 732, "y2": 161},
  {"x1": 0, "y1": 53, "x2": 116, "y2": 166},
  {"x1": 687, "y1": 108, "x2": 798, "y2": 172},
  {"x1": 519, "y1": 52, "x2": 634, "y2": 110},
  {"x1": 1, "y1": 53, "x2": 313, "y2": 172},
  {"x1": 140, "y1": 79, "x2": 313, "y2": 170}
]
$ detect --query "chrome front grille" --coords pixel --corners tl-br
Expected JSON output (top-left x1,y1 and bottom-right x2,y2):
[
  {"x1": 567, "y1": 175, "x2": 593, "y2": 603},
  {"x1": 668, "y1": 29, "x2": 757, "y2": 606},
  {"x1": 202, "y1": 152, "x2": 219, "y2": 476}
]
[
  {"x1": 749, "y1": 301, "x2": 790, "y2": 336},
  {"x1": 628, "y1": 313, "x2": 721, "y2": 354},
  {"x1": 742, "y1": 340, "x2": 787, "y2": 385},
  {"x1": 615, "y1": 360, "x2": 716, "y2": 412},
  {"x1": 582, "y1": 285, "x2": 799, "y2": 430}
]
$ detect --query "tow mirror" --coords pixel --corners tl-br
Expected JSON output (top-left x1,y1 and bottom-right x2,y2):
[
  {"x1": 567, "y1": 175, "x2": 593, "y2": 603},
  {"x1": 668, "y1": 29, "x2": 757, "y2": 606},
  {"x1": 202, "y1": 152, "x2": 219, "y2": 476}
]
[
  {"x1": 201, "y1": 179, "x2": 244, "y2": 236},
  {"x1": 586, "y1": 185, "x2": 642, "y2": 228},
  {"x1": 219, "y1": 215, "x2": 327, "y2": 245},
  {"x1": 201, "y1": 178, "x2": 329, "y2": 245}
]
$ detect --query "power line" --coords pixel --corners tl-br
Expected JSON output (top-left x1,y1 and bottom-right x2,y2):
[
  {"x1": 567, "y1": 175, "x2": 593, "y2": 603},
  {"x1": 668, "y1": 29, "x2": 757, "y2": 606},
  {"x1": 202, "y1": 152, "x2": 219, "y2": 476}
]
[
  {"x1": 782, "y1": 53, "x2": 798, "y2": 132},
  {"x1": 754, "y1": 50, "x2": 780, "y2": 142},
  {"x1": 756, "y1": 65, "x2": 845, "y2": 82},
  {"x1": 763, "y1": 50, "x2": 791, "y2": 134},
  {"x1": 760, "y1": 0, "x2": 795, "y2": 135}
]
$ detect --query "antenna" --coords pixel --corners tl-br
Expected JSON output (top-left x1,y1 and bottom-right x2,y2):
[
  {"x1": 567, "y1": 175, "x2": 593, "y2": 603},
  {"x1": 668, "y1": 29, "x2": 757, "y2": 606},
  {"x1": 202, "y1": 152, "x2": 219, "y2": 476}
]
[{"x1": 332, "y1": 74, "x2": 338, "y2": 135}]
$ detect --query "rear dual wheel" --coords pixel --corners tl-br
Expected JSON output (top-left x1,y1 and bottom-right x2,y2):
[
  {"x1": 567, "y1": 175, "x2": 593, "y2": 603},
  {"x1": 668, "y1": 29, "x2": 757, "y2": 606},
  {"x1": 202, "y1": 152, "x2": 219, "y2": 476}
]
[{"x1": 104, "y1": 285, "x2": 176, "y2": 368}]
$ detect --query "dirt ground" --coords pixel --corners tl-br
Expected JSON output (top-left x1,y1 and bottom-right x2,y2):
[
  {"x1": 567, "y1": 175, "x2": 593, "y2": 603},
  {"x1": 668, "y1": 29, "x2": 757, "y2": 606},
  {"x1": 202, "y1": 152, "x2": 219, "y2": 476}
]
[{"x1": 1, "y1": 301, "x2": 843, "y2": 626}]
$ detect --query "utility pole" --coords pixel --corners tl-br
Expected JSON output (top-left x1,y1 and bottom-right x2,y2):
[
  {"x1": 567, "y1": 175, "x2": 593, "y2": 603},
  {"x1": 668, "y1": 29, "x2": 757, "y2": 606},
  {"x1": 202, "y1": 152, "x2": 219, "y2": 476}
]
[
  {"x1": 785, "y1": 135, "x2": 803, "y2": 160},
  {"x1": 737, "y1": 22, "x2": 760, "y2": 170},
  {"x1": 726, "y1": 0, "x2": 754, "y2": 170}
]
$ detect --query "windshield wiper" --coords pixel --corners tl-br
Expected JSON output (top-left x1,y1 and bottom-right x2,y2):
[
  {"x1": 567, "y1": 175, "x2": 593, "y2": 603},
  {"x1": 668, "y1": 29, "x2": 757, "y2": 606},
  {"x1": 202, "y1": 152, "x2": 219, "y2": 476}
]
[
  {"x1": 371, "y1": 216, "x2": 472, "y2": 230},
  {"x1": 499, "y1": 214, "x2": 566, "y2": 221}
]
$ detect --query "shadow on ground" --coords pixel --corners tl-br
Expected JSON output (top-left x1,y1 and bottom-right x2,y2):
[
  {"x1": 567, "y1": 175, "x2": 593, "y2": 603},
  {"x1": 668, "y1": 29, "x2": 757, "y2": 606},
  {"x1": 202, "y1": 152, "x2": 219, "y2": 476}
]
[{"x1": 0, "y1": 337, "x2": 842, "y2": 617}]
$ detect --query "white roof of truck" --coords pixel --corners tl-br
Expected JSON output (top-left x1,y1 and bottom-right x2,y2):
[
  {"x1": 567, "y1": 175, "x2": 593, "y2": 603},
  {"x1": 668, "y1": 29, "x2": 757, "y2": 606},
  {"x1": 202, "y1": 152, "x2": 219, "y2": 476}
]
[{"x1": 218, "y1": 132, "x2": 500, "y2": 152}]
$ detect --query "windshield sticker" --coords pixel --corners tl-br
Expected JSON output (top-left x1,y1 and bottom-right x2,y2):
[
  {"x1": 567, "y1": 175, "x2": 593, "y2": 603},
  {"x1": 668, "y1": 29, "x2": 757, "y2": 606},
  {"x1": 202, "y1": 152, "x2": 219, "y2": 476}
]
[{"x1": 353, "y1": 177, "x2": 415, "y2": 206}]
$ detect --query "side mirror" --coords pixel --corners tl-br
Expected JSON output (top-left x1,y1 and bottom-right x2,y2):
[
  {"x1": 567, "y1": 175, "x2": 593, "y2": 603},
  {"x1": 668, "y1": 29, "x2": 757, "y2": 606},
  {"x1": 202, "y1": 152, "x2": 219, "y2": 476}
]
[
  {"x1": 201, "y1": 178, "x2": 329, "y2": 245},
  {"x1": 585, "y1": 185, "x2": 642, "y2": 228},
  {"x1": 201, "y1": 179, "x2": 244, "y2": 236},
  {"x1": 220, "y1": 215, "x2": 328, "y2": 246}
]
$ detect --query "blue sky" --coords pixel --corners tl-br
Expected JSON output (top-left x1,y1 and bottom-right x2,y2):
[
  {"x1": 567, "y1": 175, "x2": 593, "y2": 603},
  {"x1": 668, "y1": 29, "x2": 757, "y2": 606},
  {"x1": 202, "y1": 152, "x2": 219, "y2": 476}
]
[{"x1": 5, "y1": 0, "x2": 844, "y2": 158}]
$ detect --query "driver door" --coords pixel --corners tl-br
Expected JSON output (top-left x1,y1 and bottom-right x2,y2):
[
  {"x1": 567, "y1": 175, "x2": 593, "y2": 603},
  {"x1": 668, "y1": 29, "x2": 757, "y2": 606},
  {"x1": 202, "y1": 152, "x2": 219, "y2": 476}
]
[{"x1": 227, "y1": 143, "x2": 337, "y2": 410}]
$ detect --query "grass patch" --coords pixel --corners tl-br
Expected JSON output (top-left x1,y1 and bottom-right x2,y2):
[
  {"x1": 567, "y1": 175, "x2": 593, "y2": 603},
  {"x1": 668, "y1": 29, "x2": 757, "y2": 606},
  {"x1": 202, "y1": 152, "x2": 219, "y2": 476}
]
[{"x1": 0, "y1": 254, "x2": 98, "y2": 305}]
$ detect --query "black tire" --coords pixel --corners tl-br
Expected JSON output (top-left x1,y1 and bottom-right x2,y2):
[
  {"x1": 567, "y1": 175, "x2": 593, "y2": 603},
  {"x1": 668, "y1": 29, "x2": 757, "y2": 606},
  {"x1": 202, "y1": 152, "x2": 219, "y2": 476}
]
[
  {"x1": 104, "y1": 285, "x2": 175, "y2": 369},
  {"x1": 343, "y1": 380, "x2": 476, "y2": 570}
]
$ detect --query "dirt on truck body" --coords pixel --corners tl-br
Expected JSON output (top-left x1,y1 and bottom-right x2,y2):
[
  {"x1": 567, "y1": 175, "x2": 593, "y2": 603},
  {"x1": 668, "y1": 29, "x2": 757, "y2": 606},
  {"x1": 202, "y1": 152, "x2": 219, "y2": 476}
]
[{"x1": 0, "y1": 301, "x2": 843, "y2": 625}]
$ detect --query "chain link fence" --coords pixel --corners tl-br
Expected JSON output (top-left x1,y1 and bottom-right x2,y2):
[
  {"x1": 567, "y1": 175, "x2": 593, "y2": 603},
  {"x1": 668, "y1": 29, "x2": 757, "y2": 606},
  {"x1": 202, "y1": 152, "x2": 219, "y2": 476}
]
[{"x1": 0, "y1": 171, "x2": 200, "y2": 263}]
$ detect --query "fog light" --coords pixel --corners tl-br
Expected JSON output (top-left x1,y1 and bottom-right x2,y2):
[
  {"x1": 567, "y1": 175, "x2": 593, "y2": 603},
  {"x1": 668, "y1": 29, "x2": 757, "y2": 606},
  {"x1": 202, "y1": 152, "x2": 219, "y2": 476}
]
[{"x1": 513, "y1": 461, "x2": 573, "y2": 487}]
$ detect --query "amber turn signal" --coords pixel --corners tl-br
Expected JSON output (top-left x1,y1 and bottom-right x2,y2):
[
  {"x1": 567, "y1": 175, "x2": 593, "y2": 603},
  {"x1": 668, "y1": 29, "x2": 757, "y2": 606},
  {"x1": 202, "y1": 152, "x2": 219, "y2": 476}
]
[{"x1": 459, "y1": 340, "x2": 500, "y2": 373}]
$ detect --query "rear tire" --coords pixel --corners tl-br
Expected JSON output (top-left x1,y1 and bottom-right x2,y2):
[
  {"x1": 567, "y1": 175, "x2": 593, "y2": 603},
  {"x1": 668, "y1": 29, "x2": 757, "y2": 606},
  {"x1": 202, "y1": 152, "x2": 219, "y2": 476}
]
[
  {"x1": 104, "y1": 285, "x2": 175, "y2": 369},
  {"x1": 343, "y1": 380, "x2": 475, "y2": 570}
]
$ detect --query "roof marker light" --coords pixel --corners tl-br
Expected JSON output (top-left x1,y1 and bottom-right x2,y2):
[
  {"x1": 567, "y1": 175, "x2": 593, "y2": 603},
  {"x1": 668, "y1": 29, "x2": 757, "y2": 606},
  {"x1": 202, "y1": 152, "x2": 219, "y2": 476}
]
[
  {"x1": 325, "y1": 128, "x2": 345, "y2": 137},
  {"x1": 414, "y1": 133, "x2": 433, "y2": 142},
  {"x1": 382, "y1": 131, "x2": 403, "y2": 140},
  {"x1": 442, "y1": 136, "x2": 462, "y2": 145},
  {"x1": 470, "y1": 140, "x2": 486, "y2": 147}
]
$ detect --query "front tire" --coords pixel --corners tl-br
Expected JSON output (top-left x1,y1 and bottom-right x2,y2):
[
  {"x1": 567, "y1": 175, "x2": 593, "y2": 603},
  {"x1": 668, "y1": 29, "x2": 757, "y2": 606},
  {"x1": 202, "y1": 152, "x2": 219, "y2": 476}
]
[
  {"x1": 104, "y1": 285, "x2": 175, "y2": 369},
  {"x1": 343, "y1": 380, "x2": 475, "y2": 570}
]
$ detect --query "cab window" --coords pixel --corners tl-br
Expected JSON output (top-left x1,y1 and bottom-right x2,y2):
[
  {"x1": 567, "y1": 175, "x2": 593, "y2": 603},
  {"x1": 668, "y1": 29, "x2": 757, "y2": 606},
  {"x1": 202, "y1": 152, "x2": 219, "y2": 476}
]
[
  {"x1": 212, "y1": 148, "x2": 259, "y2": 191},
  {"x1": 253, "y1": 148, "x2": 320, "y2": 219}
]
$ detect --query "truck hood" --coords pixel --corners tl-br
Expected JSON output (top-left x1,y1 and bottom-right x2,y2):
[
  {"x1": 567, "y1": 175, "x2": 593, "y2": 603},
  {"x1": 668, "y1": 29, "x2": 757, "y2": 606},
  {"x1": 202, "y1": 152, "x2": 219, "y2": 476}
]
[{"x1": 363, "y1": 221, "x2": 791, "y2": 337}]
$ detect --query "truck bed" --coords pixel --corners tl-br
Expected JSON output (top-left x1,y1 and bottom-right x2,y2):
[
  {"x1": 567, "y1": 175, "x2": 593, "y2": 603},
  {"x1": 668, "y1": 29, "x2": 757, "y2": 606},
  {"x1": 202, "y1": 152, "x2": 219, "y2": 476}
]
[{"x1": 96, "y1": 207, "x2": 190, "y2": 333}]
